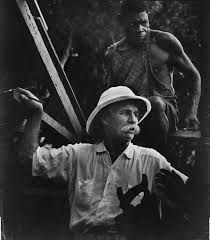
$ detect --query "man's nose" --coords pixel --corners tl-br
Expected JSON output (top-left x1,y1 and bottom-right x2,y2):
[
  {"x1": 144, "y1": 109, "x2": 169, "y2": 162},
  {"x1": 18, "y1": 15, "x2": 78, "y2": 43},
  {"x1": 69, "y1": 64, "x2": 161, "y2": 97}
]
[
  {"x1": 137, "y1": 24, "x2": 144, "y2": 32},
  {"x1": 128, "y1": 112, "x2": 138, "y2": 123}
]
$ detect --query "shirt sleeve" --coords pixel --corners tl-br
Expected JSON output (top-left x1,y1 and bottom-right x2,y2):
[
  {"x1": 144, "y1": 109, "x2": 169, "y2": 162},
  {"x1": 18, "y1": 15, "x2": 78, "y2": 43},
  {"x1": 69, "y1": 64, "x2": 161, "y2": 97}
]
[
  {"x1": 141, "y1": 148, "x2": 171, "y2": 193},
  {"x1": 151, "y1": 150, "x2": 188, "y2": 193},
  {"x1": 32, "y1": 144, "x2": 77, "y2": 182}
]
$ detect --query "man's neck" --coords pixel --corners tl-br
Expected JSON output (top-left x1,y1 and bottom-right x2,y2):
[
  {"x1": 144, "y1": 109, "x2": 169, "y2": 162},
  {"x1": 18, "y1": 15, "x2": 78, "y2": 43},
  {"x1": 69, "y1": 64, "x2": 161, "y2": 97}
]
[
  {"x1": 125, "y1": 30, "x2": 151, "y2": 49},
  {"x1": 103, "y1": 137, "x2": 130, "y2": 163},
  {"x1": 126, "y1": 37, "x2": 144, "y2": 49}
]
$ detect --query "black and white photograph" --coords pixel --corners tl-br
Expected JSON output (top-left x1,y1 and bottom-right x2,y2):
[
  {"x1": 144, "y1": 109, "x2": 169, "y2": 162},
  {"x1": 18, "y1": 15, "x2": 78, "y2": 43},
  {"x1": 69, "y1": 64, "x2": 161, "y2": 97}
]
[{"x1": 0, "y1": 1, "x2": 209, "y2": 239}]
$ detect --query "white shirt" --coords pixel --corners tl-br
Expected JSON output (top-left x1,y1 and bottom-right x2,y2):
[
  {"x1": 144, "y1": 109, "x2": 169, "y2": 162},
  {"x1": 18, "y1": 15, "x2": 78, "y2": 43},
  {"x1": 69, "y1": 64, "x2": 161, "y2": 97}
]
[{"x1": 33, "y1": 142, "x2": 174, "y2": 233}]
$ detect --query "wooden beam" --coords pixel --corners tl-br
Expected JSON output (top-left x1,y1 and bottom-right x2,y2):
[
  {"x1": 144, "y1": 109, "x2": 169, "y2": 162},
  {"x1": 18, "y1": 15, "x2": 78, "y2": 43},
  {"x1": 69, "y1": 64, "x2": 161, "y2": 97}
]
[
  {"x1": 34, "y1": 16, "x2": 86, "y2": 126},
  {"x1": 169, "y1": 130, "x2": 201, "y2": 140},
  {"x1": 16, "y1": 0, "x2": 84, "y2": 139},
  {"x1": 32, "y1": 0, "x2": 48, "y2": 31},
  {"x1": 42, "y1": 112, "x2": 76, "y2": 142}
]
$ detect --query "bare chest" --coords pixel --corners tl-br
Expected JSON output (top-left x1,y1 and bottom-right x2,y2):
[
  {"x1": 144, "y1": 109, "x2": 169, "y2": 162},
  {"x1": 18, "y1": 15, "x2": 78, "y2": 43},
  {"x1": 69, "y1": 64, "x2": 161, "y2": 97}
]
[{"x1": 149, "y1": 43, "x2": 172, "y2": 73}]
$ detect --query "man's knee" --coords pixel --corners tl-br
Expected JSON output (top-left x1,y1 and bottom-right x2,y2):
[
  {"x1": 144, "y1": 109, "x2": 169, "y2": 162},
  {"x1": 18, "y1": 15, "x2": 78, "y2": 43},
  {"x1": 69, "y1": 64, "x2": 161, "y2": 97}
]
[{"x1": 149, "y1": 96, "x2": 166, "y2": 113}]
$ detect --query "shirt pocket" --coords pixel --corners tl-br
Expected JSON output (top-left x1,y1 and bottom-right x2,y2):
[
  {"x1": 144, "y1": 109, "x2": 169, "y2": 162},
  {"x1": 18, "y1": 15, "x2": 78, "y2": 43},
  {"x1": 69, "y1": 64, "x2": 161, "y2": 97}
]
[{"x1": 75, "y1": 179, "x2": 94, "y2": 210}]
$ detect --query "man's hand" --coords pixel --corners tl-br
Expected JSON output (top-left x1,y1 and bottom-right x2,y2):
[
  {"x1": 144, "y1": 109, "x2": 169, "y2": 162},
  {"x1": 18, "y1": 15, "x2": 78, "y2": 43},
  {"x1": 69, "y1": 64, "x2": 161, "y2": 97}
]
[
  {"x1": 181, "y1": 112, "x2": 200, "y2": 131},
  {"x1": 155, "y1": 169, "x2": 186, "y2": 208},
  {"x1": 116, "y1": 174, "x2": 159, "y2": 239},
  {"x1": 14, "y1": 87, "x2": 43, "y2": 114},
  {"x1": 15, "y1": 88, "x2": 43, "y2": 162},
  {"x1": 117, "y1": 174, "x2": 148, "y2": 211},
  {"x1": 155, "y1": 169, "x2": 193, "y2": 225}
]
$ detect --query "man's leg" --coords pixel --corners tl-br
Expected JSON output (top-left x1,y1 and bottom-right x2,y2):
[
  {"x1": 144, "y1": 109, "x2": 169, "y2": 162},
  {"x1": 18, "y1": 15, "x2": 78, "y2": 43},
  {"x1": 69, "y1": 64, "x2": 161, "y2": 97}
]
[{"x1": 135, "y1": 96, "x2": 170, "y2": 155}]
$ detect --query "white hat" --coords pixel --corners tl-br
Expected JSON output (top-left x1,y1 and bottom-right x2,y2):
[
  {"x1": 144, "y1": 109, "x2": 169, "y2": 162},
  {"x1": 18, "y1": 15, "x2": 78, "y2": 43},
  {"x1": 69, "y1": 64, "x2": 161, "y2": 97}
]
[{"x1": 86, "y1": 86, "x2": 151, "y2": 138}]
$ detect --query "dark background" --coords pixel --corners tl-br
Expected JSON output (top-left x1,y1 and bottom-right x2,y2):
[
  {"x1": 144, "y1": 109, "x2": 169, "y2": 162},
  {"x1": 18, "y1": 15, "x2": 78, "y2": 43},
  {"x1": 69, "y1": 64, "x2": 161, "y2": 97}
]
[{"x1": 0, "y1": 1, "x2": 209, "y2": 239}]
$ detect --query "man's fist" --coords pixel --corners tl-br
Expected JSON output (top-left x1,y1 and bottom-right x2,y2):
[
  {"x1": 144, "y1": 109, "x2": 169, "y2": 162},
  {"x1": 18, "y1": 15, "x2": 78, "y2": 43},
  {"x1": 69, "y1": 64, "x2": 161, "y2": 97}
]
[
  {"x1": 181, "y1": 113, "x2": 200, "y2": 131},
  {"x1": 155, "y1": 169, "x2": 186, "y2": 208},
  {"x1": 14, "y1": 87, "x2": 43, "y2": 114},
  {"x1": 117, "y1": 174, "x2": 148, "y2": 211},
  {"x1": 116, "y1": 174, "x2": 159, "y2": 239}
]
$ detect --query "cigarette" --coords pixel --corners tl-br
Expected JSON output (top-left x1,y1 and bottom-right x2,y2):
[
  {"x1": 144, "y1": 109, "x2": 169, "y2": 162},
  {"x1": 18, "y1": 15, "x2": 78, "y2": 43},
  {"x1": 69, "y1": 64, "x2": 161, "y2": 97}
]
[
  {"x1": 12, "y1": 88, "x2": 43, "y2": 104},
  {"x1": 0, "y1": 86, "x2": 36, "y2": 95}
]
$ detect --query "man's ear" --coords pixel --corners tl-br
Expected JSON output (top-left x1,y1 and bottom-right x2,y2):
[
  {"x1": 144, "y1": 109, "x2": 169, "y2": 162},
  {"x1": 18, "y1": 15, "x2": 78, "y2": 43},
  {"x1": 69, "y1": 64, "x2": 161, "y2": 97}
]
[
  {"x1": 99, "y1": 108, "x2": 110, "y2": 126},
  {"x1": 101, "y1": 117, "x2": 110, "y2": 126}
]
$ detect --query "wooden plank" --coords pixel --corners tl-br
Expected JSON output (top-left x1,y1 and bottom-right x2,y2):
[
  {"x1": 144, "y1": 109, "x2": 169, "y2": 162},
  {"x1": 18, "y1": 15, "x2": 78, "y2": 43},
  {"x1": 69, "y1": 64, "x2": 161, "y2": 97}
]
[
  {"x1": 169, "y1": 130, "x2": 201, "y2": 139},
  {"x1": 32, "y1": 0, "x2": 48, "y2": 31},
  {"x1": 16, "y1": 0, "x2": 83, "y2": 138},
  {"x1": 34, "y1": 17, "x2": 86, "y2": 125},
  {"x1": 42, "y1": 112, "x2": 76, "y2": 142}
]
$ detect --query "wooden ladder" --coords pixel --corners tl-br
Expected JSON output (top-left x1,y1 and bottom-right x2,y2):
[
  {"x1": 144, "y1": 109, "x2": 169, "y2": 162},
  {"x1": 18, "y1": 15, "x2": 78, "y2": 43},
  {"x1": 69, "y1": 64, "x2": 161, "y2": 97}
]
[{"x1": 16, "y1": 0, "x2": 86, "y2": 143}]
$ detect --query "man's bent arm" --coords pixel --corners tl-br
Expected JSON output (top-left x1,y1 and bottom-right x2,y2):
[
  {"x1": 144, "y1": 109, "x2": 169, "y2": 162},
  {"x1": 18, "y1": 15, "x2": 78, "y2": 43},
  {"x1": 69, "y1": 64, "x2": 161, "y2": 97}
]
[
  {"x1": 18, "y1": 111, "x2": 42, "y2": 162},
  {"x1": 173, "y1": 47, "x2": 201, "y2": 117},
  {"x1": 16, "y1": 88, "x2": 43, "y2": 164},
  {"x1": 168, "y1": 33, "x2": 201, "y2": 126},
  {"x1": 186, "y1": 66, "x2": 201, "y2": 116}
]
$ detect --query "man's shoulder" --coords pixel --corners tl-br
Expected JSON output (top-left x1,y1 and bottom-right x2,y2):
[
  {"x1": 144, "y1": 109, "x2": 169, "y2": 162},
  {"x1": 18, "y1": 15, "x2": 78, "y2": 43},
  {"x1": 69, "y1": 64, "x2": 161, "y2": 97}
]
[
  {"x1": 151, "y1": 29, "x2": 176, "y2": 42},
  {"x1": 133, "y1": 144, "x2": 164, "y2": 160},
  {"x1": 71, "y1": 142, "x2": 94, "y2": 152},
  {"x1": 151, "y1": 29, "x2": 183, "y2": 55},
  {"x1": 67, "y1": 143, "x2": 96, "y2": 164},
  {"x1": 132, "y1": 145, "x2": 170, "y2": 170},
  {"x1": 105, "y1": 38, "x2": 126, "y2": 57}
]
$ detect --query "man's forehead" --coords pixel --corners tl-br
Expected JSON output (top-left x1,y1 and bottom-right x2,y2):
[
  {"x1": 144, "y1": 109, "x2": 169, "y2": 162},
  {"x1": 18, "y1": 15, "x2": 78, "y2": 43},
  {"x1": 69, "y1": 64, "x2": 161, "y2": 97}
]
[
  {"x1": 126, "y1": 11, "x2": 149, "y2": 22},
  {"x1": 109, "y1": 100, "x2": 140, "y2": 111}
]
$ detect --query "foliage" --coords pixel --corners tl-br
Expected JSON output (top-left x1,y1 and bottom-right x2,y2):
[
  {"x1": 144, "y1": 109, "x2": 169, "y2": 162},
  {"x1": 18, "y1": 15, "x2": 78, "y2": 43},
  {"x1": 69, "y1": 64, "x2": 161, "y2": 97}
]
[
  {"x1": 149, "y1": 1, "x2": 201, "y2": 67},
  {"x1": 38, "y1": 1, "x2": 201, "y2": 61},
  {"x1": 37, "y1": 1, "x2": 201, "y2": 116}
]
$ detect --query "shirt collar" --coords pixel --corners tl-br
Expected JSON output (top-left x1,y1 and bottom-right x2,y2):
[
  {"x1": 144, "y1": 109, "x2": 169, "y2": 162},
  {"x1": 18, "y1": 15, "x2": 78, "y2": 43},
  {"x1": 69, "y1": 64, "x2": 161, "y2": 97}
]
[
  {"x1": 122, "y1": 142, "x2": 134, "y2": 160},
  {"x1": 96, "y1": 141, "x2": 134, "y2": 160},
  {"x1": 95, "y1": 141, "x2": 108, "y2": 153}
]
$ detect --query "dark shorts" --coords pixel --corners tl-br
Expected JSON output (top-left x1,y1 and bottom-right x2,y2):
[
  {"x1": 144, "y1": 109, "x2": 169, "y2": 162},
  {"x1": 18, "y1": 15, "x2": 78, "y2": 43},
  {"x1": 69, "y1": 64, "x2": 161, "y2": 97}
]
[
  {"x1": 133, "y1": 96, "x2": 179, "y2": 148},
  {"x1": 139, "y1": 96, "x2": 179, "y2": 136},
  {"x1": 161, "y1": 97, "x2": 179, "y2": 132}
]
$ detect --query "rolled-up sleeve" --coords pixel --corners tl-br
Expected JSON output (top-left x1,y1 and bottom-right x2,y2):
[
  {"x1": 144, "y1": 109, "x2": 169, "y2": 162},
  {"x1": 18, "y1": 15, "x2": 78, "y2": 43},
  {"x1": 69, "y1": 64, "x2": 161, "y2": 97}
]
[
  {"x1": 32, "y1": 144, "x2": 77, "y2": 182},
  {"x1": 155, "y1": 153, "x2": 188, "y2": 182},
  {"x1": 152, "y1": 151, "x2": 188, "y2": 194}
]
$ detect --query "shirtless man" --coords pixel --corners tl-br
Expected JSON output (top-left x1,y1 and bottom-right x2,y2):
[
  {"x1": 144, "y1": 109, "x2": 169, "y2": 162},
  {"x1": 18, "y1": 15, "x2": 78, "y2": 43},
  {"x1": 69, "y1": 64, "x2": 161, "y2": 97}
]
[{"x1": 104, "y1": 0, "x2": 201, "y2": 154}]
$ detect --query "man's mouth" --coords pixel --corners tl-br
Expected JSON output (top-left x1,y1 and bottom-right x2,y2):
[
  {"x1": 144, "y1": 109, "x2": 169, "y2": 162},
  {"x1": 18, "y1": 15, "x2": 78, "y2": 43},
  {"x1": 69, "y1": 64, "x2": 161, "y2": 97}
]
[
  {"x1": 127, "y1": 127, "x2": 135, "y2": 133},
  {"x1": 121, "y1": 125, "x2": 140, "y2": 135},
  {"x1": 137, "y1": 33, "x2": 146, "y2": 39}
]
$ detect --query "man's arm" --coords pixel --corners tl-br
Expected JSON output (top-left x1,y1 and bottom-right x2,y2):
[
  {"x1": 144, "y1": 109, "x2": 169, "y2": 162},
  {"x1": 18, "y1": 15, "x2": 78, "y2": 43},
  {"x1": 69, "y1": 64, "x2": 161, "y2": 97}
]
[
  {"x1": 101, "y1": 43, "x2": 117, "y2": 93},
  {"x1": 167, "y1": 32, "x2": 201, "y2": 130},
  {"x1": 16, "y1": 88, "x2": 43, "y2": 164},
  {"x1": 155, "y1": 169, "x2": 194, "y2": 218},
  {"x1": 15, "y1": 88, "x2": 76, "y2": 182}
]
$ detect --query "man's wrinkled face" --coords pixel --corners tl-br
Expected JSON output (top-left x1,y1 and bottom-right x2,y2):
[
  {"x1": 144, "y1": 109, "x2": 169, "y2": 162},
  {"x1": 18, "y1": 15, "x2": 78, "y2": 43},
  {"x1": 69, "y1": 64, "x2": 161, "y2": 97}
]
[
  {"x1": 102, "y1": 101, "x2": 144, "y2": 142},
  {"x1": 123, "y1": 11, "x2": 150, "y2": 46}
]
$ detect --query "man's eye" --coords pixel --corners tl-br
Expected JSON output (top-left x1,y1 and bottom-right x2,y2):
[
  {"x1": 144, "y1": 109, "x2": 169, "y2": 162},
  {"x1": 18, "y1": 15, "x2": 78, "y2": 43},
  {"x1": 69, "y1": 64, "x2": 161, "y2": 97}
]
[
  {"x1": 129, "y1": 22, "x2": 138, "y2": 27},
  {"x1": 120, "y1": 110, "x2": 130, "y2": 116},
  {"x1": 120, "y1": 110, "x2": 128, "y2": 115},
  {"x1": 129, "y1": 20, "x2": 147, "y2": 28},
  {"x1": 134, "y1": 112, "x2": 140, "y2": 118}
]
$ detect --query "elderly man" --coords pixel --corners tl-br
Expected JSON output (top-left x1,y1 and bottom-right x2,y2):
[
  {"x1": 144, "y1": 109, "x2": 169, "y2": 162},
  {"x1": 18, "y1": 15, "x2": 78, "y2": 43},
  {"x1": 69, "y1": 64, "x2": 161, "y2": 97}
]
[
  {"x1": 16, "y1": 86, "x2": 187, "y2": 239},
  {"x1": 103, "y1": 0, "x2": 201, "y2": 154}
]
